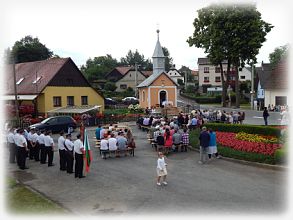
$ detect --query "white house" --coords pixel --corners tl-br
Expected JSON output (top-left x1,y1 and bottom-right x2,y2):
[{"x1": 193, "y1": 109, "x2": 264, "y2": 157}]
[
  {"x1": 166, "y1": 65, "x2": 184, "y2": 84},
  {"x1": 239, "y1": 67, "x2": 252, "y2": 81}
]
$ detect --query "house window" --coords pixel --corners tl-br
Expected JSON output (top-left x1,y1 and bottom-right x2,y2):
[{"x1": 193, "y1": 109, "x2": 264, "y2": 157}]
[
  {"x1": 32, "y1": 76, "x2": 42, "y2": 84},
  {"x1": 142, "y1": 91, "x2": 145, "y2": 102},
  {"x1": 120, "y1": 84, "x2": 127, "y2": 89},
  {"x1": 67, "y1": 96, "x2": 74, "y2": 106},
  {"x1": 204, "y1": 67, "x2": 209, "y2": 73},
  {"x1": 204, "y1": 77, "x2": 209, "y2": 82},
  {"x1": 240, "y1": 76, "x2": 245, "y2": 79},
  {"x1": 215, "y1": 67, "x2": 221, "y2": 73},
  {"x1": 16, "y1": 77, "x2": 24, "y2": 85},
  {"x1": 81, "y1": 96, "x2": 88, "y2": 105},
  {"x1": 215, "y1": 77, "x2": 221, "y2": 82},
  {"x1": 53, "y1": 96, "x2": 61, "y2": 107}
]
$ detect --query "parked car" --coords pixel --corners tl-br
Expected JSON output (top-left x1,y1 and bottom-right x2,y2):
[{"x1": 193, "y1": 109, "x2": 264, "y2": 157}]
[
  {"x1": 29, "y1": 116, "x2": 77, "y2": 133},
  {"x1": 122, "y1": 97, "x2": 139, "y2": 105},
  {"x1": 105, "y1": 98, "x2": 117, "y2": 105}
]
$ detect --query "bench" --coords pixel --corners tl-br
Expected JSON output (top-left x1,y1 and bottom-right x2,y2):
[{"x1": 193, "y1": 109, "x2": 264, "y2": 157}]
[
  {"x1": 137, "y1": 124, "x2": 150, "y2": 132},
  {"x1": 95, "y1": 144, "x2": 135, "y2": 158}
]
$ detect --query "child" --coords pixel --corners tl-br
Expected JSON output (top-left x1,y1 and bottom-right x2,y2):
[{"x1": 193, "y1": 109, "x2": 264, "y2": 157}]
[{"x1": 156, "y1": 152, "x2": 168, "y2": 186}]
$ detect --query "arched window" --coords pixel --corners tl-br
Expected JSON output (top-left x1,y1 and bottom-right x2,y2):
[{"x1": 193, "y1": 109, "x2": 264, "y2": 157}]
[{"x1": 142, "y1": 90, "x2": 145, "y2": 102}]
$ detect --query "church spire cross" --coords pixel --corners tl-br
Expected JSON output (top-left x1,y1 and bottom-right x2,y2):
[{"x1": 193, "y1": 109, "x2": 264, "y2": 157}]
[{"x1": 156, "y1": 29, "x2": 160, "y2": 40}]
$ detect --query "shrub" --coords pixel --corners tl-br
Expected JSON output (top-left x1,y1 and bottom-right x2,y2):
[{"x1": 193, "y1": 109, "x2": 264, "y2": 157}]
[
  {"x1": 274, "y1": 148, "x2": 286, "y2": 164},
  {"x1": 204, "y1": 123, "x2": 281, "y2": 137}
]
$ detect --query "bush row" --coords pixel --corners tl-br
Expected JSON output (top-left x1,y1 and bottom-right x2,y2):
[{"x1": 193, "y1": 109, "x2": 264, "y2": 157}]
[{"x1": 203, "y1": 123, "x2": 282, "y2": 137}]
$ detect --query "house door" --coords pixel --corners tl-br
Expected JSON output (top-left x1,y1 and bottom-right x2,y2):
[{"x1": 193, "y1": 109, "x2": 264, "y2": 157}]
[
  {"x1": 275, "y1": 96, "x2": 287, "y2": 106},
  {"x1": 159, "y1": 90, "x2": 167, "y2": 107}
]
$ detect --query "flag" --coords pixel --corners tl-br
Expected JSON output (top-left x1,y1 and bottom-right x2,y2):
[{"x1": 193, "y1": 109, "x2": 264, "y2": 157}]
[{"x1": 83, "y1": 129, "x2": 92, "y2": 173}]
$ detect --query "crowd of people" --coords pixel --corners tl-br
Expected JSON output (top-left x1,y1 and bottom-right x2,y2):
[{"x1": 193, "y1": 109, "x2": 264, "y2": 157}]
[
  {"x1": 95, "y1": 124, "x2": 136, "y2": 158},
  {"x1": 6, "y1": 127, "x2": 86, "y2": 178}
]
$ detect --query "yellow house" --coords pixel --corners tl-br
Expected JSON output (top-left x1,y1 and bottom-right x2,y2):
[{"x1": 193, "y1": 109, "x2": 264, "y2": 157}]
[
  {"x1": 5, "y1": 57, "x2": 104, "y2": 115},
  {"x1": 137, "y1": 71, "x2": 178, "y2": 108}
]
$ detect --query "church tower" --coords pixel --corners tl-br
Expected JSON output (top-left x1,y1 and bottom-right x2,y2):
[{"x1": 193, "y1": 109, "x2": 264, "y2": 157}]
[{"x1": 152, "y1": 29, "x2": 165, "y2": 75}]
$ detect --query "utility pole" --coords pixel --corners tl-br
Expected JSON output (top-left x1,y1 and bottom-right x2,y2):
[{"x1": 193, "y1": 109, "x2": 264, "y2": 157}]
[
  {"x1": 134, "y1": 63, "x2": 137, "y2": 98},
  {"x1": 250, "y1": 63, "x2": 254, "y2": 110},
  {"x1": 12, "y1": 56, "x2": 20, "y2": 125}
]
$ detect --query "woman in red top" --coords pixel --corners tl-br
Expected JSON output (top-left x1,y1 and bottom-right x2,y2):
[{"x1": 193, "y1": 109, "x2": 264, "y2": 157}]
[{"x1": 164, "y1": 129, "x2": 173, "y2": 155}]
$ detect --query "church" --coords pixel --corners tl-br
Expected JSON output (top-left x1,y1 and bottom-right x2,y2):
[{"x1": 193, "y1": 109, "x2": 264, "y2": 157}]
[{"x1": 137, "y1": 30, "x2": 178, "y2": 109}]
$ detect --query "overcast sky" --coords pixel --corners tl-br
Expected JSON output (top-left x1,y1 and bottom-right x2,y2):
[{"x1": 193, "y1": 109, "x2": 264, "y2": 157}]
[{"x1": 1, "y1": 0, "x2": 292, "y2": 70}]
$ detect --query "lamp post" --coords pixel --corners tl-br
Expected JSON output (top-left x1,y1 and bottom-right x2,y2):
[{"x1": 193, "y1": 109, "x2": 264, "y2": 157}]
[
  {"x1": 250, "y1": 63, "x2": 255, "y2": 110},
  {"x1": 12, "y1": 55, "x2": 20, "y2": 125}
]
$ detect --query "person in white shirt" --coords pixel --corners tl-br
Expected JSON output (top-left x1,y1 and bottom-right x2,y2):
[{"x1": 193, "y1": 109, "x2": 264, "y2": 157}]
[
  {"x1": 100, "y1": 127, "x2": 105, "y2": 140},
  {"x1": 38, "y1": 130, "x2": 46, "y2": 164},
  {"x1": 30, "y1": 129, "x2": 39, "y2": 161},
  {"x1": 58, "y1": 131, "x2": 66, "y2": 171},
  {"x1": 74, "y1": 134, "x2": 85, "y2": 178},
  {"x1": 7, "y1": 128, "x2": 16, "y2": 164},
  {"x1": 15, "y1": 129, "x2": 29, "y2": 170},
  {"x1": 108, "y1": 133, "x2": 118, "y2": 157},
  {"x1": 44, "y1": 130, "x2": 54, "y2": 167},
  {"x1": 64, "y1": 133, "x2": 74, "y2": 174},
  {"x1": 100, "y1": 137, "x2": 109, "y2": 159},
  {"x1": 156, "y1": 152, "x2": 168, "y2": 186}
]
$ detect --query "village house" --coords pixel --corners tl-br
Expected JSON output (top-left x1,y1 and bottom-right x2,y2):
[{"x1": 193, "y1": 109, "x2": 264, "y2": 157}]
[
  {"x1": 105, "y1": 66, "x2": 150, "y2": 92},
  {"x1": 166, "y1": 65, "x2": 184, "y2": 84},
  {"x1": 198, "y1": 58, "x2": 252, "y2": 93},
  {"x1": 4, "y1": 57, "x2": 104, "y2": 116},
  {"x1": 259, "y1": 59, "x2": 288, "y2": 108}
]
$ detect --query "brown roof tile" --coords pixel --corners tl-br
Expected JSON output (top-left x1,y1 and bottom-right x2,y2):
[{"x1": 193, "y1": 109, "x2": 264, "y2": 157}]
[
  {"x1": 5, "y1": 58, "x2": 69, "y2": 95},
  {"x1": 263, "y1": 58, "x2": 288, "y2": 90},
  {"x1": 116, "y1": 66, "x2": 133, "y2": 75}
]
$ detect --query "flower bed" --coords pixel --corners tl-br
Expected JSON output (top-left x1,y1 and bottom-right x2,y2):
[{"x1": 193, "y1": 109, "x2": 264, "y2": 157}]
[
  {"x1": 216, "y1": 131, "x2": 282, "y2": 156},
  {"x1": 235, "y1": 132, "x2": 278, "y2": 144}
]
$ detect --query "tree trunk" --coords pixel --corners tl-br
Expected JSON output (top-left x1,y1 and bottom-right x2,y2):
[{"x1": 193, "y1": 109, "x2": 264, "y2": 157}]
[
  {"x1": 220, "y1": 63, "x2": 227, "y2": 107},
  {"x1": 235, "y1": 66, "x2": 240, "y2": 108}
]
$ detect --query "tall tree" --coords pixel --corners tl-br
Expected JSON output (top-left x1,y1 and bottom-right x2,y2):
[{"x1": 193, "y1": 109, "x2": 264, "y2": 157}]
[
  {"x1": 80, "y1": 55, "x2": 118, "y2": 82},
  {"x1": 187, "y1": 3, "x2": 272, "y2": 107},
  {"x1": 120, "y1": 49, "x2": 152, "y2": 70},
  {"x1": 11, "y1": 35, "x2": 53, "y2": 63},
  {"x1": 162, "y1": 47, "x2": 173, "y2": 71},
  {"x1": 269, "y1": 44, "x2": 289, "y2": 67}
]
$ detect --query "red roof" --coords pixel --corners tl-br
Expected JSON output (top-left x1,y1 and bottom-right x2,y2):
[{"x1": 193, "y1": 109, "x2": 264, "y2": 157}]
[
  {"x1": 116, "y1": 66, "x2": 132, "y2": 75},
  {"x1": 141, "y1": 70, "x2": 153, "y2": 77},
  {"x1": 5, "y1": 58, "x2": 69, "y2": 95}
]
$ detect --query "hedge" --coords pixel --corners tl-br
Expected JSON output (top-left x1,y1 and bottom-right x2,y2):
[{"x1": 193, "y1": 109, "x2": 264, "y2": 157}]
[{"x1": 203, "y1": 123, "x2": 282, "y2": 137}]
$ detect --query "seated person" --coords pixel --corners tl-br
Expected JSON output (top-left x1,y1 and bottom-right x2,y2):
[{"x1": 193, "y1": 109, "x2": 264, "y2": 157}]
[
  {"x1": 116, "y1": 132, "x2": 128, "y2": 156},
  {"x1": 95, "y1": 125, "x2": 102, "y2": 140},
  {"x1": 100, "y1": 137, "x2": 109, "y2": 159},
  {"x1": 156, "y1": 132, "x2": 165, "y2": 152},
  {"x1": 172, "y1": 130, "x2": 182, "y2": 152},
  {"x1": 108, "y1": 133, "x2": 118, "y2": 157}
]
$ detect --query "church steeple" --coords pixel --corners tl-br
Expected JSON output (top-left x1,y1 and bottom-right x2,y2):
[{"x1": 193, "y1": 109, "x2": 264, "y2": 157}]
[{"x1": 152, "y1": 29, "x2": 165, "y2": 75}]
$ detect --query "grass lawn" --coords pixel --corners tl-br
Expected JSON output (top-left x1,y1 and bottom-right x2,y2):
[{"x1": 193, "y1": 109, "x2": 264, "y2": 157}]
[{"x1": 6, "y1": 177, "x2": 66, "y2": 214}]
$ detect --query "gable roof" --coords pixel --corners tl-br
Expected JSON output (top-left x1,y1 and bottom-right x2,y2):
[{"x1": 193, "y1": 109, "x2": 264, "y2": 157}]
[
  {"x1": 137, "y1": 71, "x2": 178, "y2": 88},
  {"x1": 141, "y1": 70, "x2": 153, "y2": 77},
  {"x1": 255, "y1": 63, "x2": 272, "y2": 88},
  {"x1": 116, "y1": 66, "x2": 133, "y2": 75},
  {"x1": 5, "y1": 58, "x2": 69, "y2": 95},
  {"x1": 5, "y1": 57, "x2": 104, "y2": 98},
  {"x1": 263, "y1": 58, "x2": 288, "y2": 90}
]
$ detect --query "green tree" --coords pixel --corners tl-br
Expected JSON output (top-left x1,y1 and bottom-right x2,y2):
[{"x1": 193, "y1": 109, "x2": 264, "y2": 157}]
[
  {"x1": 104, "y1": 82, "x2": 117, "y2": 92},
  {"x1": 120, "y1": 50, "x2": 152, "y2": 70},
  {"x1": 187, "y1": 3, "x2": 272, "y2": 107},
  {"x1": 80, "y1": 55, "x2": 118, "y2": 82},
  {"x1": 11, "y1": 35, "x2": 53, "y2": 63},
  {"x1": 179, "y1": 66, "x2": 193, "y2": 82},
  {"x1": 269, "y1": 44, "x2": 289, "y2": 67},
  {"x1": 162, "y1": 47, "x2": 173, "y2": 71}
]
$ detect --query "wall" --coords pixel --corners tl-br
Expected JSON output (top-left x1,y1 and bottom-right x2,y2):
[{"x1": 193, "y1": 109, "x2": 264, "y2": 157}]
[
  {"x1": 40, "y1": 86, "x2": 104, "y2": 113},
  {"x1": 115, "y1": 70, "x2": 146, "y2": 92},
  {"x1": 138, "y1": 88, "x2": 149, "y2": 108},
  {"x1": 198, "y1": 64, "x2": 227, "y2": 87},
  {"x1": 264, "y1": 89, "x2": 288, "y2": 107}
]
